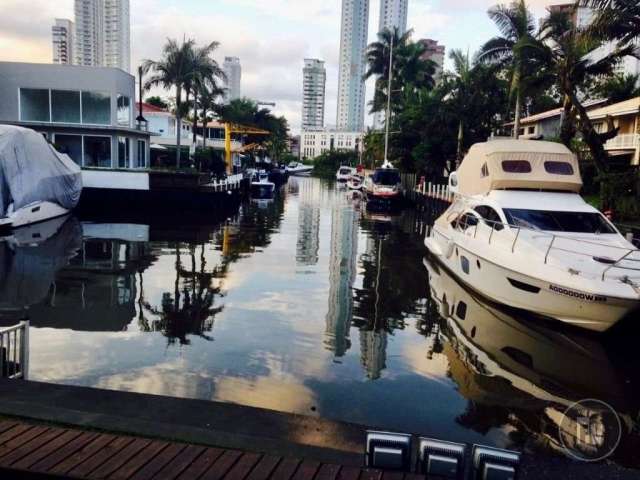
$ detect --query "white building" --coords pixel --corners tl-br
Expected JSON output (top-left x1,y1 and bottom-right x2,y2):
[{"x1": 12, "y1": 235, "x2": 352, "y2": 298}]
[
  {"x1": 372, "y1": 0, "x2": 409, "y2": 129},
  {"x1": 300, "y1": 129, "x2": 364, "y2": 159},
  {"x1": 336, "y1": 0, "x2": 369, "y2": 132},
  {"x1": 419, "y1": 39, "x2": 446, "y2": 82},
  {"x1": 223, "y1": 57, "x2": 242, "y2": 102},
  {"x1": 74, "y1": 0, "x2": 131, "y2": 72},
  {"x1": 302, "y1": 59, "x2": 326, "y2": 131},
  {"x1": 52, "y1": 19, "x2": 74, "y2": 65}
]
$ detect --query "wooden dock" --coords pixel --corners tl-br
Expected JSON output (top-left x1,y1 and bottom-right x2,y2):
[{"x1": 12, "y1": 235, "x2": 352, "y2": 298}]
[{"x1": 0, "y1": 420, "x2": 420, "y2": 480}]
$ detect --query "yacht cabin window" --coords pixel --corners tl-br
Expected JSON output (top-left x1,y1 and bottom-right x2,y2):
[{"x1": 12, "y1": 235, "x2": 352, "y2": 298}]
[
  {"x1": 501, "y1": 160, "x2": 532, "y2": 173},
  {"x1": 474, "y1": 206, "x2": 504, "y2": 231},
  {"x1": 453, "y1": 213, "x2": 479, "y2": 231},
  {"x1": 544, "y1": 161, "x2": 574, "y2": 175},
  {"x1": 503, "y1": 209, "x2": 616, "y2": 234},
  {"x1": 480, "y1": 163, "x2": 489, "y2": 178}
]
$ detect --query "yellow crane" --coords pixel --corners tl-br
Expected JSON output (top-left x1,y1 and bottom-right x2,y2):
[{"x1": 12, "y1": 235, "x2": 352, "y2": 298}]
[{"x1": 224, "y1": 123, "x2": 270, "y2": 173}]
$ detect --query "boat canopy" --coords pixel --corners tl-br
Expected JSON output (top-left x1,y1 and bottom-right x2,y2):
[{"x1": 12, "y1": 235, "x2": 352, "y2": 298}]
[
  {"x1": 0, "y1": 125, "x2": 82, "y2": 216},
  {"x1": 456, "y1": 140, "x2": 582, "y2": 196}
]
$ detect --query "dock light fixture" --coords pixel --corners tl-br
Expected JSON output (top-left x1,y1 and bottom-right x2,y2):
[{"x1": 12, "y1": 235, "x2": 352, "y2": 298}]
[
  {"x1": 365, "y1": 431, "x2": 412, "y2": 471},
  {"x1": 472, "y1": 445, "x2": 521, "y2": 480},
  {"x1": 418, "y1": 437, "x2": 466, "y2": 478}
]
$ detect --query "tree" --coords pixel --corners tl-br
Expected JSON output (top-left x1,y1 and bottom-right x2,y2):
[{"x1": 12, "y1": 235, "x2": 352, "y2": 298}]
[
  {"x1": 590, "y1": 73, "x2": 640, "y2": 103},
  {"x1": 446, "y1": 49, "x2": 474, "y2": 162},
  {"x1": 145, "y1": 96, "x2": 169, "y2": 109},
  {"x1": 197, "y1": 83, "x2": 225, "y2": 149},
  {"x1": 584, "y1": 0, "x2": 640, "y2": 49},
  {"x1": 143, "y1": 38, "x2": 196, "y2": 169},
  {"x1": 477, "y1": 0, "x2": 538, "y2": 138}
]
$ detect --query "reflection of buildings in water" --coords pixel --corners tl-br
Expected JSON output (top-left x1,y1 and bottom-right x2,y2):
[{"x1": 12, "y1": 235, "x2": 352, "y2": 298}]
[
  {"x1": 359, "y1": 328, "x2": 387, "y2": 380},
  {"x1": 296, "y1": 205, "x2": 320, "y2": 266},
  {"x1": 324, "y1": 200, "x2": 358, "y2": 357}
]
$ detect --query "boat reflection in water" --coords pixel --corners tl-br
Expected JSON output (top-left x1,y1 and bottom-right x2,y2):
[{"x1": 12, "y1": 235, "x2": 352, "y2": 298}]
[{"x1": 423, "y1": 253, "x2": 640, "y2": 466}]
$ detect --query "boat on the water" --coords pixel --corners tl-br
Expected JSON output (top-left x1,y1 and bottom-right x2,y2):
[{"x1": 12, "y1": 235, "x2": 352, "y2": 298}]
[
  {"x1": 336, "y1": 166, "x2": 356, "y2": 182},
  {"x1": 363, "y1": 162, "x2": 403, "y2": 207},
  {"x1": 347, "y1": 174, "x2": 364, "y2": 191},
  {"x1": 425, "y1": 139, "x2": 640, "y2": 332},
  {"x1": 286, "y1": 162, "x2": 312, "y2": 176},
  {"x1": 250, "y1": 171, "x2": 276, "y2": 198},
  {"x1": 0, "y1": 125, "x2": 82, "y2": 231}
]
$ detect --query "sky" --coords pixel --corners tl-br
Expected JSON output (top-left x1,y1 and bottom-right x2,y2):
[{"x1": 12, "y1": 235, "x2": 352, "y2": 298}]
[{"x1": 0, "y1": 0, "x2": 564, "y2": 133}]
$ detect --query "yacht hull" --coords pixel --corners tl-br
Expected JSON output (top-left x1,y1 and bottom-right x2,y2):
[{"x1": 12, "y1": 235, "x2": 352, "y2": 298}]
[{"x1": 426, "y1": 234, "x2": 638, "y2": 332}]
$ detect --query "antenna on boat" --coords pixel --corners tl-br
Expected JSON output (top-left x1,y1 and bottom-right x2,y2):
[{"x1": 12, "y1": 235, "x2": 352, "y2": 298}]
[{"x1": 382, "y1": 33, "x2": 394, "y2": 170}]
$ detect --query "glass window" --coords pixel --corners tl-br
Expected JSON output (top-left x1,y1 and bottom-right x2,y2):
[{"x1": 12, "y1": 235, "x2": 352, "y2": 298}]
[
  {"x1": 82, "y1": 91, "x2": 110, "y2": 125},
  {"x1": 372, "y1": 169, "x2": 401, "y2": 185},
  {"x1": 545, "y1": 161, "x2": 574, "y2": 175},
  {"x1": 54, "y1": 134, "x2": 82, "y2": 165},
  {"x1": 117, "y1": 95, "x2": 130, "y2": 126},
  {"x1": 480, "y1": 163, "x2": 489, "y2": 178},
  {"x1": 51, "y1": 90, "x2": 80, "y2": 123},
  {"x1": 455, "y1": 301, "x2": 467, "y2": 320},
  {"x1": 20, "y1": 88, "x2": 50, "y2": 122},
  {"x1": 118, "y1": 137, "x2": 130, "y2": 168},
  {"x1": 503, "y1": 209, "x2": 616, "y2": 234},
  {"x1": 84, "y1": 136, "x2": 111, "y2": 168},
  {"x1": 474, "y1": 205, "x2": 504, "y2": 231},
  {"x1": 136, "y1": 140, "x2": 146, "y2": 168},
  {"x1": 502, "y1": 160, "x2": 532, "y2": 173}
]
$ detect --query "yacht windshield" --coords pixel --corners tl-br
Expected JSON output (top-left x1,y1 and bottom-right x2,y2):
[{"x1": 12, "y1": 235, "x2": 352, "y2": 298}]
[
  {"x1": 503, "y1": 209, "x2": 616, "y2": 234},
  {"x1": 372, "y1": 170, "x2": 401, "y2": 186}
]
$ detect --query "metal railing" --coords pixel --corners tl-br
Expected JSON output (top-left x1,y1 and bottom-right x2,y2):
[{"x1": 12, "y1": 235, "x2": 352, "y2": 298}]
[
  {"x1": 448, "y1": 208, "x2": 640, "y2": 282},
  {"x1": 0, "y1": 321, "x2": 29, "y2": 380},
  {"x1": 415, "y1": 182, "x2": 454, "y2": 203},
  {"x1": 203, "y1": 173, "x2": 244, "y2": 191}
]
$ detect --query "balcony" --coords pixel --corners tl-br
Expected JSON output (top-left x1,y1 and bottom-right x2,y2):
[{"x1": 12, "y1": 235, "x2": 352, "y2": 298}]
[{"x1": 605, "y1": 133, "x2": 640, "y2": 150}]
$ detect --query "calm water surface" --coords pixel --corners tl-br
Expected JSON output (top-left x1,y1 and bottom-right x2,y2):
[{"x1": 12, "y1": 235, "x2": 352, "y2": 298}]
[{"x1": 1, "y1": 177, "x2": 639, "y2": 466}]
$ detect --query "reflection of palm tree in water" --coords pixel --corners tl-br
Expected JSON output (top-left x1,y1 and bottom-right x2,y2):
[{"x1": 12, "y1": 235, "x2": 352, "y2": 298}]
[{"x1": 138, "y1": 243, "x2": 225, "y2": 345}]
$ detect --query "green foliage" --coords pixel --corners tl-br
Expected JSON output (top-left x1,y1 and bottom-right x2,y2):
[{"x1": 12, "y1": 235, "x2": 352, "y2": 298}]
[
  {"x1": 194, "y1": 147, "x2": 226, "y2": 175},
  {"x1": 312, "y1": 151, "x2": 358, "y2": 178},
  {"x1": 589, "y1": 74, "x2": 640, "y2": 103},
  {"x1": 145, "y1": 96, "x2": 169, "y2": 109}
]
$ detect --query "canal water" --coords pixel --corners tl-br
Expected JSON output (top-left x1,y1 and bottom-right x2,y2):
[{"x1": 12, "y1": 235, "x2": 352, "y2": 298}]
[{"x1": 1, "y1": 177, "x2": 639, "y2": 467}]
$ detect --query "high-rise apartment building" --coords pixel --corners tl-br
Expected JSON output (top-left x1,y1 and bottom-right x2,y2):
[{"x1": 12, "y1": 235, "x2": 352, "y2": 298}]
[
  {"x1": 74, "y1": 0, "x2": 130, "y2": 72},
  {"x1": 419, "y1": 39, "x2": 446, "y2": 82},
  {"x1": 372, "y1": 0, "x2": 409, "y2": 129},
  {"x1": 52, "y1": 19, "x2": 74, "y2": 65},
  {"x1": 336, "y1": 0, "x2": 369, "y2": 132},
  {"x1": 302, "y1": 59, "x2": 326, "y2": 131},
  {"x1": 223, "y1": 57, "x2": 242, "y2": 102}
]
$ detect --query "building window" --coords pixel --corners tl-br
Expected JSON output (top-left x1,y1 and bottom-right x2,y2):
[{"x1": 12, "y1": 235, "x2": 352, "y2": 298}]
[
  {"x1": 82, "y1": 91, "x2": 111, "y2": 125},
  {"x1": 117, "y1": 95, "x2": 131, "y2": 126},
  {"x1": 118, "y1": 137, "x2": 130, "y2": 168},
  {"x1": 136, "y1": 139, "x2": 146, "y2": 168},
  {"x1": 19, "y1": 88, "x2": 50, "y2": 122},
  {"x1": 51, "y1": 90, "x2": 81, "y2": 123},
  {"x1": 54, "y1": 134, "x2": 82, "y2": 165},
  {"x1": 84, "y1": 136, "x2": 111, "y2": 167}
]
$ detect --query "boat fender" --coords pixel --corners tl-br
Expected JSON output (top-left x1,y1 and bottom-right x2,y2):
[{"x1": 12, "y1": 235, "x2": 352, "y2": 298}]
[
  {"x1": 445, "y1": 240, "x2": 456, "y2": 259},
  {"x1": 439, "y1": 295, "x2": 450, "y2": 318}
]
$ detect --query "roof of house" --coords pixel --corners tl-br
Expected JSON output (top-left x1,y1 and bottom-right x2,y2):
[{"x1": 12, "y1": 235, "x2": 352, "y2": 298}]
[
  {"x1": 504, "y1": 98, "x2": 609, "y2": 127},
  {"x1": 141, "y1": 102, "x2": 170, "y2": 114},
  {"x1": 141, "y1": 103, "x2": 225, "y2": 128}
]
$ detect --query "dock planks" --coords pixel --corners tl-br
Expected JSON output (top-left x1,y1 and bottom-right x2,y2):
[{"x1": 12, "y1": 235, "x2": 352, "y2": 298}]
[{"x1": 0, "y1": 420, "x2": 421, "y2": 480}]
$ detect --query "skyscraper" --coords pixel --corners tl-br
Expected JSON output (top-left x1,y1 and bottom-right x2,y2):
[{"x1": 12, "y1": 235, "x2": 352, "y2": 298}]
[
  {"x1": 74, "y1": 0, "x2": 130, "y2": 72},
  {"x1": 223, "y1": 57, "x2": 242, "y2": 102},
  {"x1": 372, "y1": 0, "x2": 408, "y2": 129},
  {"x1": 52, "y1": 19, "x2": 74, "y2": 65},
  {"x1": 336, "y1": 0, "x2": 369, "y2": 132},
  {"x1": 302, "y1": 59, "x2": 326, "y2": 131}
]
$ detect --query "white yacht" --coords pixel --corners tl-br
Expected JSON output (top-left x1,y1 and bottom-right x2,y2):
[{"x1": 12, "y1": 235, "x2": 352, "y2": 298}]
[
  {"x1": 425, "y1": 139, "x2": 640, "y2": 332},
  {"x1": 336, "y1": 166, "x2": 356, "y2": 182},
  {"x1": 250, "y1": 171, "x2": 276, "y2": 198},
  {"x1": 0, "y1": 126, "x2": 82, "y2": 232},
  {"x1": 286, "y1": 162, "x2": 312, "y2": 176}
]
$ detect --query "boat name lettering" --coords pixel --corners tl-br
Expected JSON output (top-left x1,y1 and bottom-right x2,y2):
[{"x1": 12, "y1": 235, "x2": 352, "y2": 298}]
[{"x1": 549, "y1": 285, "x2": 607, "y2": 303}]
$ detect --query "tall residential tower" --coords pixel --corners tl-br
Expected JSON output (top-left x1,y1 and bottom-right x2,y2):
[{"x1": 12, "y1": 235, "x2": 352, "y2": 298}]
[
  {"x1": 223, "y1": 57, "x2": 242, "y2": 102},
  {"x1": 73, "y1": 0, "x2": 130, "y2": 72},
  {"x1": 52, "y1": 19, "x2": 74, "y2": 65},
  {"x1": 373, "y1": 0, "x2": 409, "y2": 129},
  {"x1": 302, "y1": 59, "x2": 326, "y2": 130},
  {"x1": 336, "y1": 0, "x2": 369, "y2": 132}
]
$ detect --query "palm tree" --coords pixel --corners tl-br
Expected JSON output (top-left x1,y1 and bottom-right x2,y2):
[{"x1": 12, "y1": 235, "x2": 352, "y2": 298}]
[
  {"x1": 143, "y1": 38, "x2": 196, "y2": 169},
  {"x1": 477, "y1": 0, "x2": 538, "y2": 138},
  {"x1": 197, "y1": 83, "x2": 225, "y2": 149},
  {"x1": 591, "y1": 73, "x2": 640, "y2": 103},
  {"x1": 446, "y1": 49, "x2": 474, "y2": 161},
  {"x1": 583, "y1": 0, "x2": 640, "y2": 48}
]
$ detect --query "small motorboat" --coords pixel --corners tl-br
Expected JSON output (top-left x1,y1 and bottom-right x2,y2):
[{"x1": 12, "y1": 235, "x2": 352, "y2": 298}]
[
  {"x1": 286, "y1": 162, "x2": 313, "y2": 176},
  {"x1": 250, "y1": 171, "x2": 276, "y2": 198},
  {"x1": 425, "y1": 139, "x2": 640, "y2": 332},
  {"x1": 347, "y1": 174, "x2": 364, "y2": 191},
  {"x1": 0, "y1": 125, "x2": 82, "y2": 232},
  {"x1": 363, "y1": 161, "x2": 403, "y2": 208},
  {"x1": 336, "y1": 166, "x2": 356, "y2": 182}
]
